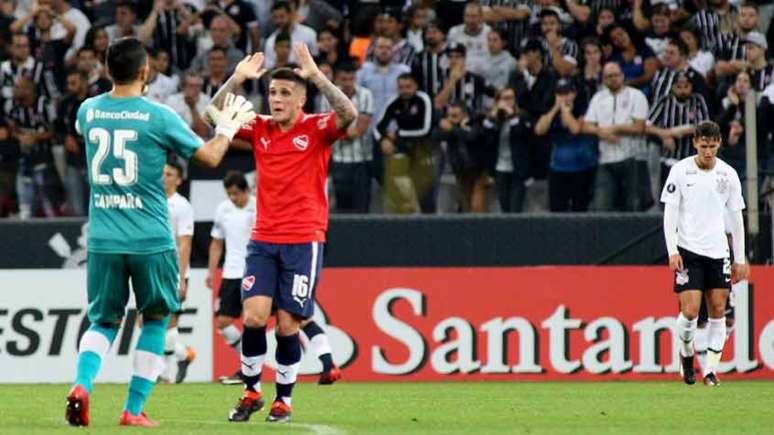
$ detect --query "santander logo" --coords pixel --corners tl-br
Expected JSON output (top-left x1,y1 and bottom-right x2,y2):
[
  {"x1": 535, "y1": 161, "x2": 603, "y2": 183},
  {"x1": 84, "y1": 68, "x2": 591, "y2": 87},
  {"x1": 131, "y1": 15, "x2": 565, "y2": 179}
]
[{"x1": 292, "y1": 134, "x2": 310, "y2": 151}]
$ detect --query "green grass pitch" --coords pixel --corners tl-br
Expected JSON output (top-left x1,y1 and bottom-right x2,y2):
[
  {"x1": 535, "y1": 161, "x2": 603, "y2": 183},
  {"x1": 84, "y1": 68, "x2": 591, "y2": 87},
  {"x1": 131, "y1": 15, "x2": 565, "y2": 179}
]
[{"x1": 1, "y1": 381, "x2": 773, "y2": 434}]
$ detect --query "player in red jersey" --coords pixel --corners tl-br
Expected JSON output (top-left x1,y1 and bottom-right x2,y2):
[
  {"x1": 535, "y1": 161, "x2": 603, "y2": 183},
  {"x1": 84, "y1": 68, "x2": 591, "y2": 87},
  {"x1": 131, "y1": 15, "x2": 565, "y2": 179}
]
[{"x1": 206, "y1": 44, "x2": 356, "y2": 423}]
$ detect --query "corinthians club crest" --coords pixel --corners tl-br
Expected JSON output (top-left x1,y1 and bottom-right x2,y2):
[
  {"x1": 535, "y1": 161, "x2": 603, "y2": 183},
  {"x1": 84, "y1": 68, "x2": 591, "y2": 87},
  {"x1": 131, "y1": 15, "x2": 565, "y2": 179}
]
[{"x1": 716, "y1": 177, "x2": 729, "y2": 194}]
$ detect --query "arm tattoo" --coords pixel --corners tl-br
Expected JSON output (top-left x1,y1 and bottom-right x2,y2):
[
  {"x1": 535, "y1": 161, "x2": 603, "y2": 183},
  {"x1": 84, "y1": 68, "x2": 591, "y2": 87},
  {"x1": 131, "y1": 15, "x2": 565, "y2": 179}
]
[
  {"x1": 206, "y1": 75, "x2": 244, "y2": 113},
  {"x1": 310, "y1": 74, "x2": 357, "y2": 130}
]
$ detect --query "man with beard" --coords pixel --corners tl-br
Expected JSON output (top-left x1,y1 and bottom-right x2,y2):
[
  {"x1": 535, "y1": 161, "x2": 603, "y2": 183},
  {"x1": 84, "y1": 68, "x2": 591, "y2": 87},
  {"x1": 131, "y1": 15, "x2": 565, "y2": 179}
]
[
  {"x1": 264, "y1": 0, "x2": 317, "y2": 69},
  {"x1": 713, "y1": 2, "x2": 758, "y2": 80},
  {"x1": 650, "y1": 38, "x2": 711, "y2": 108},
  {"x1": 411, "y1": 19, "x2": 448, "y2": 103},
  {"x1": 56, "y1": 70, "x2": 90, "y2": 216}
]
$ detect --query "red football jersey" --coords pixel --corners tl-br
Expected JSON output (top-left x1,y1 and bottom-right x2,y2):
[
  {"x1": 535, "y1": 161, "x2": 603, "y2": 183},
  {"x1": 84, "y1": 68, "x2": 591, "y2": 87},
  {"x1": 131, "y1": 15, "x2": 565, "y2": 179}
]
[{"x1": 235, "y1": 111, "x2": 346, "y2": 244}]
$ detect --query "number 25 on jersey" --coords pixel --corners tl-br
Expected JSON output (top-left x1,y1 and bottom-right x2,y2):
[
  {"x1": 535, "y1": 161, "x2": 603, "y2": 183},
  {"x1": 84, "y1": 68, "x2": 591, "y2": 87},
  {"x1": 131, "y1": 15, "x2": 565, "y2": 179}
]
[{"x1": 89, "y1": 128, "x2": 138, "y2": 186}]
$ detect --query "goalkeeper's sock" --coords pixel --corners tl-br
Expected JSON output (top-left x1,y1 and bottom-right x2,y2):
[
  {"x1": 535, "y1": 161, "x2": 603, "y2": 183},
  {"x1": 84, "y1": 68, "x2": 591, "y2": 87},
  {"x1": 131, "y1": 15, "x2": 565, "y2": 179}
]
[
  {"x1": 219, "y1": 324, "x2": 242, "y2": 354},
  {"x1": 73, "y1": 324, "x2": 119, "y2": 393},
  {"x1": 125, "y1": 316, "x2": 169, "y2": 415},
  {"x1": 241, "y1": 326, "x2": 266, "y2": 393},
  {"x1": 302, "y1": 321, "x2": 333, "y2": 372},
  {"x1": 275, "y1": 333, "x2": 301, "y2": 406}
]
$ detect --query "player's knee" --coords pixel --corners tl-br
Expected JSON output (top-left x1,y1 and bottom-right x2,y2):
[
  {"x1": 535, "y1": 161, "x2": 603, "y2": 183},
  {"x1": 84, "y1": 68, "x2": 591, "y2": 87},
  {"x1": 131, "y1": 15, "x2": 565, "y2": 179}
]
[
  {"x1": 276, "y1": 314, "x2": 301, "y2": 336},
  {"x1": 681, "y1": 309, "x2": 699, "y2": 321},
  {"x1": 243, "y1": 310, "x2": 269, "y2": 328}
]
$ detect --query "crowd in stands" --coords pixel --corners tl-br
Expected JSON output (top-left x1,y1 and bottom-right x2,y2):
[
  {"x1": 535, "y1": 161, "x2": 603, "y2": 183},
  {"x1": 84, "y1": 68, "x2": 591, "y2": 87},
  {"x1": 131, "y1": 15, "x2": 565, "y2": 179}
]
[{"x1": 2, "y1": 0, "x2": 774, "y2": 217}]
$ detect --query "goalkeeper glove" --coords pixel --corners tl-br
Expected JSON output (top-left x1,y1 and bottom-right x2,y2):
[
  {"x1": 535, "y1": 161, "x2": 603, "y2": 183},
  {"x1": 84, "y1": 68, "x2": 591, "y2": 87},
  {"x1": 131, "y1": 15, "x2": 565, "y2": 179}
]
[{"x1": 206, "y1": 93, "x2": 256, "y2": 140}]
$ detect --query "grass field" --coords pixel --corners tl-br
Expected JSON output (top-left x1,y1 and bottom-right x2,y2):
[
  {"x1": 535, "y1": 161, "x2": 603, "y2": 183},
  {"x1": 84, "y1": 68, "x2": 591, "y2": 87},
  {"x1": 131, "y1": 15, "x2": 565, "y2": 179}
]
[{"x1": 2, "y1": 381, "x2": 773, "y2": 434}]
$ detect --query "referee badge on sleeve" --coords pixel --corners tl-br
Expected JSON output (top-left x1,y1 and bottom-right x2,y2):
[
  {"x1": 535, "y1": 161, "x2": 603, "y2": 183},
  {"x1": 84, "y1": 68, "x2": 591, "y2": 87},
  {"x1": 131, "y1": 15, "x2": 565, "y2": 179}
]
[{"x1": 666, "y1": 183, "x2": 676, "y2": 194}]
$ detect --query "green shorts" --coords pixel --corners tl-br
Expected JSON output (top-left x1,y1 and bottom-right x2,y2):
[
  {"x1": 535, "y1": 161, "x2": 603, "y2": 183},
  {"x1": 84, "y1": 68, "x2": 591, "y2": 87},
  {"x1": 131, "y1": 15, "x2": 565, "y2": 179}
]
[{"x1": 87, "y1": 250, "x2": 180, "y2": 325}]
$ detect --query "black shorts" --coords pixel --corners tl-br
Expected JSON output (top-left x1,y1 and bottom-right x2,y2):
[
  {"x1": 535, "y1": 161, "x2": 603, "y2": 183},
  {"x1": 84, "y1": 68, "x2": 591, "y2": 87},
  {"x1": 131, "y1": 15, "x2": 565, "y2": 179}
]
[
  {"x1": 215, "y1": 278, "x2": 242, "y2": 318},
  {"x1": 673, "y1": 247, "x2": 731, "y2": 293},
  {"x1": 698, "y1": 290, "x2": 735, "y2": 324}
]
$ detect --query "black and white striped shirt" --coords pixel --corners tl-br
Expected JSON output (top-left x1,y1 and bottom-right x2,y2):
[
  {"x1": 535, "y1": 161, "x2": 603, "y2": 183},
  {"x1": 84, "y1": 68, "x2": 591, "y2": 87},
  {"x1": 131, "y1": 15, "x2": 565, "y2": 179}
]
[
  {"x1": 481, "y1": 0, "x2": 532, "y2": 54},
  {"x1": 0, "y1": 57, "x2": 35, "y2": 101},
  {"x1": 713, "y1": 32, "x2": 745, "y2": 62},
  {"x1": 691, "y1": 7, "x2": 739, "y2": 52},
  {"x1": 4, "y1": 96, "x2": 56, "y2": 167},
  {"x1": 750, "y1": 65, "x2": 774, "y2": 91},
  {"x1": 648, "y1": 94, "x2": 710, "y2": 160},
  {"x1": 522, "y1": 37, "x2": 579, "y2": 67},
  {"x1": 447, "y1": 72, "x2": 493, "y2": 116},
  {"x1": 366, "y1": 39, "x2": 417, "y2": 66},
  {"x1": 649, "y1": 67, "x2": 710, "y2": 106},
  {"x1": 320, "y1": 86, "x2": 375, "y2": 163},
  {"x1": 153, "y1": 9, "x2": 194, "y2": 70},
  {"x1": 411, "y1": 49, "x2": 448, "y2": 103}
]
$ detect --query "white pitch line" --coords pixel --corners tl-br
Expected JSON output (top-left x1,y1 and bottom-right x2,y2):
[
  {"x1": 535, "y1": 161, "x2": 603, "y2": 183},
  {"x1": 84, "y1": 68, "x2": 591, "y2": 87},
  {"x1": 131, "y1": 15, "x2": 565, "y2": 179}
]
[{"x1": 163, "y1": 419, "x2": 345, "y2": 434}]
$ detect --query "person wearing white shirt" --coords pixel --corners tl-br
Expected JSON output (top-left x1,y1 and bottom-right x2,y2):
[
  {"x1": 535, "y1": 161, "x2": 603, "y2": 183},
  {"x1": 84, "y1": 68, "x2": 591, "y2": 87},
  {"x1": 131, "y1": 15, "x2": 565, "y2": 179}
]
[
  {"x1": 660, "y1": 120, "x2": 748, "y2": 387},
  {"x1": 162, "y1": 161, "x2": 197, "y2": 384},
  {"x1": 50, "y1": 0, "x2": 91, "y2": 60},
  {"x1": 482, "y1": 29, "x2": 516, "y2": 89},
  {"x1": 263, "y1": 0, "x2": 318, "y2": 69},
  {"x1": 446, "y1": 2, "x2": 491, "y2": 76},
  {"x1": 165, "y1": 73, "x2": 210, "y2": 138},
  {"x1": 207, "y1": 171, "x2": 256, "y2": 384},
  {"x1": 583, "y1": 62, "x2": 649, "y2": 211},
  {"x1": 145, "y1": 49, "x2": 179, "y2": 104}
]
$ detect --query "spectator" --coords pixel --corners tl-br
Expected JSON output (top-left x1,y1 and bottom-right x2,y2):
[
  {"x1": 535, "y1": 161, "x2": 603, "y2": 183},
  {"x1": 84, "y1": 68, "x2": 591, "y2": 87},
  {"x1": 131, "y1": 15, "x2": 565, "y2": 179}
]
[
  {"x1": 588, "y1": 5, "x2": 615, "y2": 43},
  {"x1": 577, "y1": 37, "x2": 603, "y2": 104},
  {"x1": 188, "y1": 14, "x2": 244, "y2": 74},
  {"x1": 145, "y1": 47, "x2": 179, "y2": 103},
  {"x1": 533, "y1": 8, "x2": 578, "y2": 78},
  {"x1": 510, "y1": 39, "x2": 556, "y2": 121},
  {"x1": 411, "y1": 19, "x2": 447, "y2": 103},
  {"x1": 404, "y1": 3, "x2": 427, "y2": 53},
  {"x1": 315, "y1": 27, "x2": 346, "y2": 67},
  {"x1": 528, "y1": 0, "x2": 574, "y2": 28},
  {"x1": 743, "y1": 31, "x2": 774, "y2": 91},
  {"x1": 264, "y1": 0, "x2": 317, "y2": 69},
  {"x1": 481, "y1": 0, "x2": 531, "y2": 54},
  {"x1": 434, "y1": 43, "x2": 491, "y2": 116},
  {"x1": 27, "y1": 5, "x2": 75, "y2": 102},
  {"x1": 447, "y1": 1, "x2": 491, "y2": 76},
  {"x1": 201, "y1": 46, "x2": 232, "y2": 97},
  {"x1": 5, "y1": 75, "x2": 61, "y2": 218},
  {"x1": 205, "y1": 0, "x2": 260, "y2": 53},
  {"x1": 295, "y1": 0, "x2": 343, "y2": 34},
  {"x1": 719, "y1": 71, "x2": 766, "y2": 175},
  {"x1": 76, "y1": 45, "x2": 112, "y2": 96},
  {"x1": 320, "y1": 61, "x2": 374, "y2": 213},
  {"x1": 680, "y1": 25, "x2": 715, "y2": 79},
  {"x1": 482, "y1": 29, "x2": 516, "y2": 89},
  {"x1": 647, "y1": 71, "x2": 711, "y2": 189},
  {"x1": 165, "y1": 72, "x2": 210, "y2": 138},
  {"x1": 374, "y1": 73, "x2": 435, "y2": 214},
  {"x1": 49, "y1": 0, "x2": 91, "y2": 61},
  {"x1": 357, "y1": 36, "x2": 411, "y2": 126},
  {"x1": 84, "y1": 26, "x2": 109, "y2": 63},
  {"x1": 56, "y1": 70, "x2": 89, "y2": 216},
  {"x1": 105, "y1": 0, "x2": 145, "y2": 43},
  {"x1": 484, "y1": 86, "x2": 534, "y2": 213},
  {"x1": 433, "y1": 102, "x2": 491, "y2": 213},
  {"x1": 143, "y1": 0, "x2": 196, "y2": 70},
  {"x1": 607, "y1": 22, "x2": 658, "y2": 98},
  {"x1": 1, "y1": 33, "x2": 35, "y2": 102},
  {"x1": 535, "y1": 79, "x2": 597, "y2": 212},
  {"x1": 153, "y1": 47, "x2": 181, "y2": 82},
  {"x1": 583, "y1": 62, "x2": 649, "y2": 212},
  {"x1": 367, "y1": 7, "x2": 416, "y2": 66},
  {"x1": 0, "y1": 115, "x2": 16, "y2": 217},
  {"x1": 691, "y1": 0, "x2": 739, "y2": 52},
  {"x1": 650, "y1": 38, "x2": 711, "y2": 108},
  {"x1": 643, "y1": 5, "x2": 672, "y2": 62},
  {"x1": 713, "y1": 2, "x2": 758, "y2": 82}
]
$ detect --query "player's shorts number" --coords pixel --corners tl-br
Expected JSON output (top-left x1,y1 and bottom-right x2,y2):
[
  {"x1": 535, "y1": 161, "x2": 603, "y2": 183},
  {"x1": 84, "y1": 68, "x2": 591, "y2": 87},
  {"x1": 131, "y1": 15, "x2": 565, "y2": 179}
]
[
  {"x1": 723, "y1": 258, "x2": 731, "y2": 275},
  {"x1": 89, "y1": 128, "x2": 139, "y2": 186},
  {"x1": 291, "y1": 274, "x2": 310, "y2": 306}
]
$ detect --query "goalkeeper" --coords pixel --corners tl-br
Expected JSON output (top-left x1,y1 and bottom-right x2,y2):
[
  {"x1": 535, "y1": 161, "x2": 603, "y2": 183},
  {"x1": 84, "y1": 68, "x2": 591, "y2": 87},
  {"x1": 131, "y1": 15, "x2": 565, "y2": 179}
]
[{"x1": 65, "y1": 37, "x2": 259, "y2": 428}]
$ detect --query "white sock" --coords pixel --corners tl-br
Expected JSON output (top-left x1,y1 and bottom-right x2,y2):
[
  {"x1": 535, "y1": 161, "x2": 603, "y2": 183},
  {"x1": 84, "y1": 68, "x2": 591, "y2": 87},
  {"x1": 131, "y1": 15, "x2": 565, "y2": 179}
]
[
  {"x1": 163, "y1": 328, "x2": 177, "y2": 380},
  {"x1": 694, "y1": 326, "x2": 708, "y2": 374},
  {"x1": 705, "y1": 317, "x2": 727, "y2": 376},
  {"x1": 309, "y1": 333, "x2": 332, "y2": 359},
  {"x1": 676, "y1": 312, "x2": 697, "y2": 357},
  {"x1": 166, "y1": 327, "x2": 188, "y2": 361},
  {"x1": 240, "y1": 354, "x2": 264, "y2": 392},
  {"x1": 219, "y1": 324, "x2": 242, "y2": 354}
]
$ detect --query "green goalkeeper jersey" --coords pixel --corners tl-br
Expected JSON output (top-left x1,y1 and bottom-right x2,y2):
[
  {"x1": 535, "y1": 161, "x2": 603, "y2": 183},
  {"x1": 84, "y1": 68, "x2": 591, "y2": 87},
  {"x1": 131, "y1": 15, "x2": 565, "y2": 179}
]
[{"x1": 76, "y1": 93, "x2": 203, "y2": 254}]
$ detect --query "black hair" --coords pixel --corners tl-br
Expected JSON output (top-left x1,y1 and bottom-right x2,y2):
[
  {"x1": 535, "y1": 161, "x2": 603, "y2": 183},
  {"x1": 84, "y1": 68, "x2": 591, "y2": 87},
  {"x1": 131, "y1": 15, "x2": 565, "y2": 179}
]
[
  {"x1": 335, "y1": 59, "x2": 359, "y2": 74},
  {"x1": 116, "y1": 0, "x2": 136, "y2": 11},
  {"x1": 77, "y1": 45, "x2": 96, "y2": 56},
  {"x1": 276, "y1": 31, "x2": 292, "y2": 45},
  {"x1": 398, "y1": 72, "x2": 416, "y2": 83},
  {"x1": 270, "y1": 67, "x2": 306, "y2": 87},
  {"x1": 209, "y1": 46, "x2": 227, "y2": 57},
  {"x1": 106, "y1": 37, "x2": 147, "y2": 85},
  {"x1": 223, "y1": 170, "x2": 248, "y2": 191},
  {"x1": 272, "y1": 1, "x2": 292, "y2": 13},
  {"x1": 695, "y1": 120, "x2": 721, "y2": 140},
  {"x1": 668, "y1": 37, "x2": 689, "y2": 57},
  {"x1": 166, "y1": 159, "x2": 185, "y2": 179}
]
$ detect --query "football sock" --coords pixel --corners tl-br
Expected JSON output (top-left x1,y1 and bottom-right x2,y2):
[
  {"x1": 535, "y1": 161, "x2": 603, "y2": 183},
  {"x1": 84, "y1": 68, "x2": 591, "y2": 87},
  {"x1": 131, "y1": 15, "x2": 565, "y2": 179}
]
[
  {"x1": 676, "y1": 312, "x2": 697, "y2": 357},
  {"x1": 125, "y1": 316, "x2": 169, "y2": 415},
  {"x1": 219, "y1": 324, "x2": 242, "y2": 354},
  {"x1": 74, "y1": 324, "x2": 119, "y2": 393},
  {"x1": 302, "y1": 321, "x2": 334, "y2": 371},
  {"x1": 275, "y1": 333, "x2": 301, "y2": 406},
  {"x1": 241, "y1": 326, "x2": 266, "y2": 393},
  {"x1": 694, "y1": 326, "x2": 708, "y2": 374},
  {"x1": 705, "y1": 317, "x2": 727, "y2": 376}
]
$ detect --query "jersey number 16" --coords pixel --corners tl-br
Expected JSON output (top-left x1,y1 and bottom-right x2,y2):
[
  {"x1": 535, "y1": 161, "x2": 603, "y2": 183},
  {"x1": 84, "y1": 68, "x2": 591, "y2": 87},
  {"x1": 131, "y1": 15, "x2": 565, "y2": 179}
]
[{"x1": 89, "y1": 127, "x2": 138, "y2": 186}]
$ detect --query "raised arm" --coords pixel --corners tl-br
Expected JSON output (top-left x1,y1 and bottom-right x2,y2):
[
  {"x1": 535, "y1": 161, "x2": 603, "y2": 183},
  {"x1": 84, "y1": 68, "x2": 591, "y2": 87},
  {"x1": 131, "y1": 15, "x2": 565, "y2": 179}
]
[
  {"x1": 206, "y1": 53, "x2": 267, "y2": 122},
  {"x1": 292, "y1": 43, "x2": 357, "y2": 130}
]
